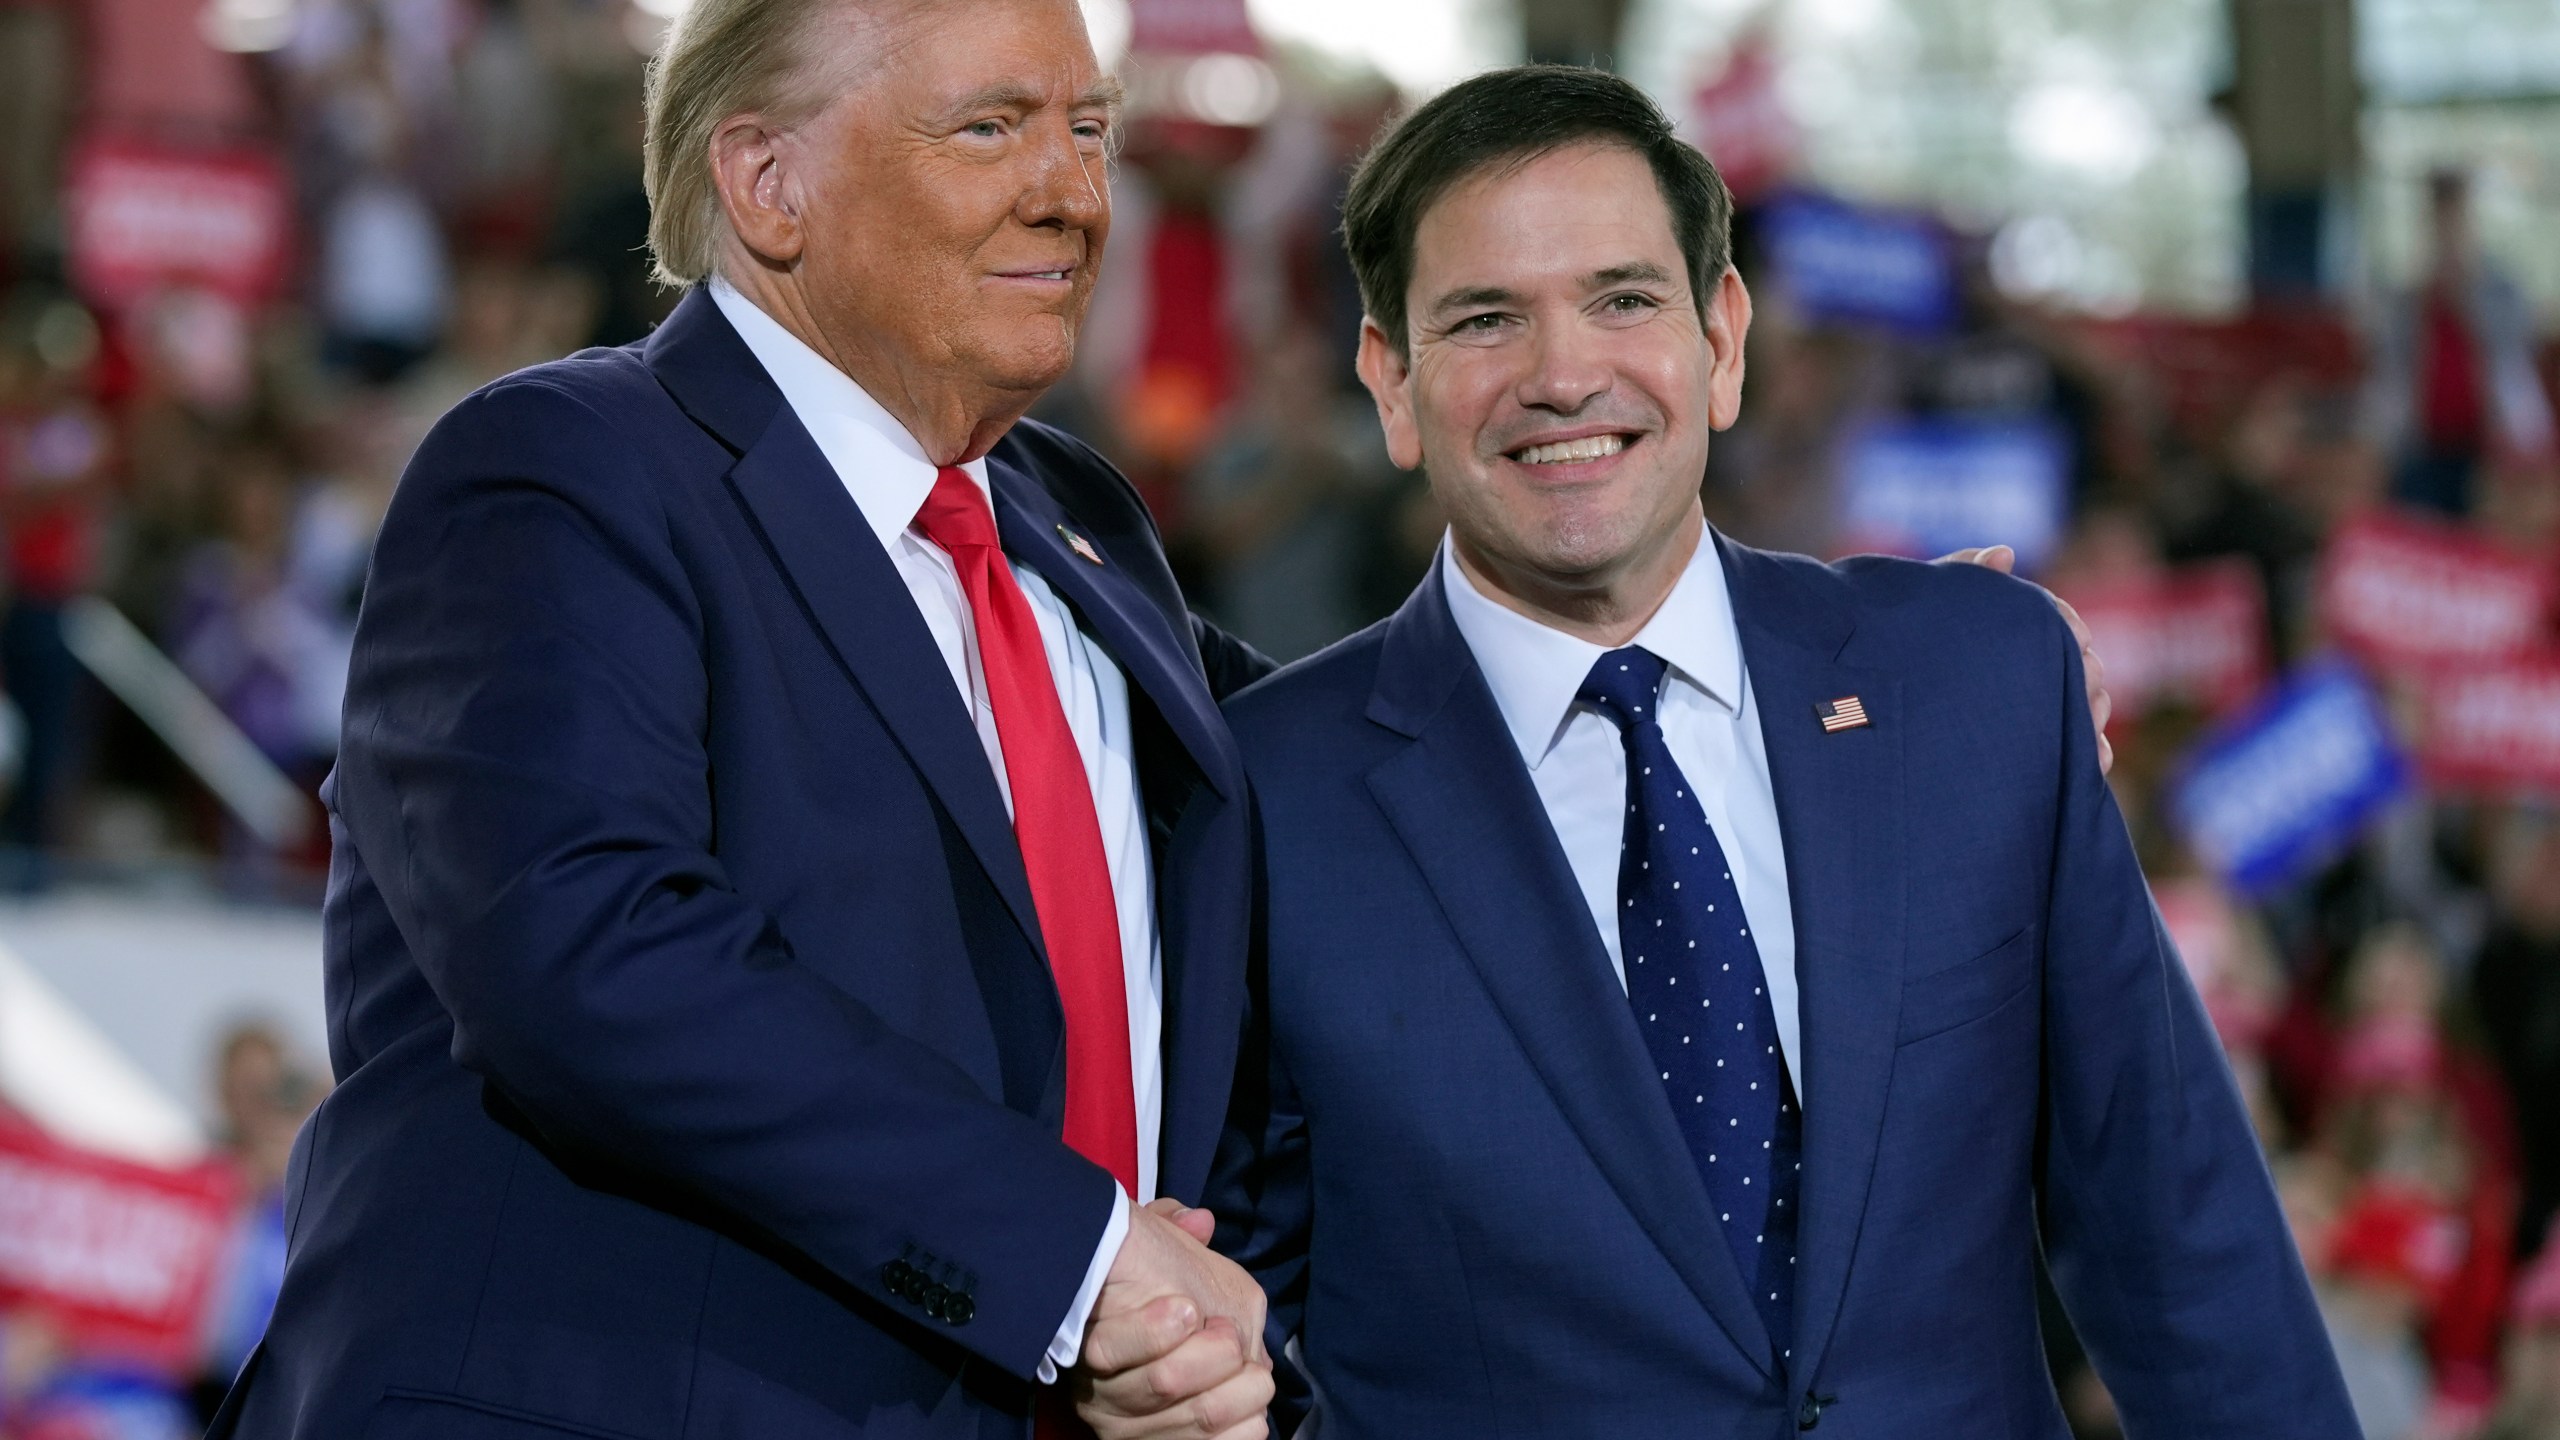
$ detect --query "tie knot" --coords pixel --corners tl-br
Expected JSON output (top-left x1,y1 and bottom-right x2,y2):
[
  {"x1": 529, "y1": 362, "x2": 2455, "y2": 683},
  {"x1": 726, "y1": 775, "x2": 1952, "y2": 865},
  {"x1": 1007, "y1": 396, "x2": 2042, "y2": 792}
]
[
  {"x1": 913, "y1": 465, "x2": 999, "y2": 553},
  {"x1": 1579, "y1": 646, "x2": 1669, "y2": 733}
]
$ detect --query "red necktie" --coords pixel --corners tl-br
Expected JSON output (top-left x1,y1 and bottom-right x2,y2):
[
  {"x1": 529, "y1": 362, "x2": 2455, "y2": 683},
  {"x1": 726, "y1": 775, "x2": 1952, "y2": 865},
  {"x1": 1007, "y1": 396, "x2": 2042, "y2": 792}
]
[{"x1": 912, "y1": 467, "x2": 1140, "y2": 1197}]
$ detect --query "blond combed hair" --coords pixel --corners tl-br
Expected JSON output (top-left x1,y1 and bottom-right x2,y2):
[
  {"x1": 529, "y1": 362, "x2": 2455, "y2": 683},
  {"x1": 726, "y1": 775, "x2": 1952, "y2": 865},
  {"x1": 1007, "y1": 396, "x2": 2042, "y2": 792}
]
[{"x1": 642, "y1": 0, "x2": 847, "y2": 288}]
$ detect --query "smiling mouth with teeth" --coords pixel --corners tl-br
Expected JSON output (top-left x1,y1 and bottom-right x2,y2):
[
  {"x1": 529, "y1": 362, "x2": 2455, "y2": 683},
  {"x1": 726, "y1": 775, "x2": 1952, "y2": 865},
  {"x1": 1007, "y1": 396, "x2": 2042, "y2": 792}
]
[{"x1": 1512, "y1": 433, "x2": 1632, "y2": 466}]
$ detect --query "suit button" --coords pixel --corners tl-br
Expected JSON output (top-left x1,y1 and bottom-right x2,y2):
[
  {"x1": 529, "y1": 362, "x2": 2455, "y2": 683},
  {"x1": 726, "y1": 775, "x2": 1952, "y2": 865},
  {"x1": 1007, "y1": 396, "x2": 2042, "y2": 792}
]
[
  {"x1": 921, "y1": 1283, "x2": 952, "y2": 1320},
  {"x1": 1798, "y1": 1396, "x2": 1825, "y2": 1431},
  {"x1": 945, "y1": 1294, "x2": 974, "y2": 1326},
  {"x1": 881, "y1": 1261, "x2": 911, "y2": 1297}
]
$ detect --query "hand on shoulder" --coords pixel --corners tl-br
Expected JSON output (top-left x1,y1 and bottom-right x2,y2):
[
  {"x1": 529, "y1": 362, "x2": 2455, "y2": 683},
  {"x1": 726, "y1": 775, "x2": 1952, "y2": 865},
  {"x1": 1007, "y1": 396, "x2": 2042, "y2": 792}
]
[{"x1": 1938, "y1": 546, "x2": 2114, "y2": 775}]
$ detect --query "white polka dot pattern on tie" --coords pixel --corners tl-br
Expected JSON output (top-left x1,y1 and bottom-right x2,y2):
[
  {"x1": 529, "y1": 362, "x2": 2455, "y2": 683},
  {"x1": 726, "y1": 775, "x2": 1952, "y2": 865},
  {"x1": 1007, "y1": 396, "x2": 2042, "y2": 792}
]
[{"x1": 1578, "y1": 642, "x2": 1801, "y2": 1348}]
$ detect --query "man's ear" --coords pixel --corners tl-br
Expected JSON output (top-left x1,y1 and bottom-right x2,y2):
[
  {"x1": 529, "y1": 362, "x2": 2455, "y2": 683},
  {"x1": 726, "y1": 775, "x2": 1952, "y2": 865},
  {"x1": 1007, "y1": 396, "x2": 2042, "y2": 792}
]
[
  {"x1": 710, "y1": 115, "x2": 804, "y2": 267},
  {"x1": 1354, "y1": 318, "x2": 1424, "y2": 471},
  {"x1": 1703, "y1": 269, "x2": 1753, "y2": 431}
]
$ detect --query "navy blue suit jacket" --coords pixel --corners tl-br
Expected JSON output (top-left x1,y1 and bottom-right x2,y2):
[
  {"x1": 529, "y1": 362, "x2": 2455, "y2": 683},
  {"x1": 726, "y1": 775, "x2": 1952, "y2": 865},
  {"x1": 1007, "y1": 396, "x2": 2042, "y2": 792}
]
[
  {"x1": 1208, "y1": 539, "x2": 2355, "y2": 1439},
  {"x1": 212, "y1": 289, "x2": 1265, "y2": 1440}
]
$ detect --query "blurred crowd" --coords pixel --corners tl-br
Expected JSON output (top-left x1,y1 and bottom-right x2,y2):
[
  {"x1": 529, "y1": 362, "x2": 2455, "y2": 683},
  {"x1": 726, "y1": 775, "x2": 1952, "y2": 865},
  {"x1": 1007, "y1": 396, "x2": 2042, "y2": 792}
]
[
  {"x1": 0, "y1": 1017, "x2": 320, "y2": 1438},
  {"x1": 0, "y1": 0, "x2": 661, "y2": 892},
  {"x1": 1, "y1": 0, "x2": 2559, "y2": 1434}
]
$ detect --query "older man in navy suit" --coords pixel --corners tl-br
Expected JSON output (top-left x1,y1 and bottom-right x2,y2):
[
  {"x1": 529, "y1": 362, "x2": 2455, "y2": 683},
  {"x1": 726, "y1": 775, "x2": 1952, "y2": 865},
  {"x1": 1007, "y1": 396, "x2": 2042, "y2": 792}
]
[
  {"x1": 211, "y1": 3, "x2": 1281, "y2": 1438},
  {"x1": 1151, "y1": 67, "x2": 2357, "y2": 1438}
]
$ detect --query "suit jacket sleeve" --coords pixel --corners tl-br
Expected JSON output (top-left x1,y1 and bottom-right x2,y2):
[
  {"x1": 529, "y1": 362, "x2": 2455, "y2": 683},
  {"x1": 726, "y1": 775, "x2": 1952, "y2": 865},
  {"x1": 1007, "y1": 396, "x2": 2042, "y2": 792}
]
[
  {"x1": 331, "y1": 378, "x2": 1118, "y2": 1380},
  {"x1": 2030, "y1": 608, "x2": 2356, "y2": 1436}
]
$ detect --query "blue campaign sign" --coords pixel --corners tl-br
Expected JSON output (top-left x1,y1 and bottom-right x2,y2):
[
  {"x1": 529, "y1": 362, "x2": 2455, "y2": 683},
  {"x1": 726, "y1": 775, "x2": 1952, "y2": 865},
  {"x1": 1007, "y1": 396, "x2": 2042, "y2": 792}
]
[
  {"x1": 1759, "y1": 191, "x2": 1957, "y2": 335},
  {"x1": 1838, "y1": 417, "x2": 2070, "y2": 571},
  {"x1": 2171, "y1": 661, "x2": 2410, "y2": 897}
]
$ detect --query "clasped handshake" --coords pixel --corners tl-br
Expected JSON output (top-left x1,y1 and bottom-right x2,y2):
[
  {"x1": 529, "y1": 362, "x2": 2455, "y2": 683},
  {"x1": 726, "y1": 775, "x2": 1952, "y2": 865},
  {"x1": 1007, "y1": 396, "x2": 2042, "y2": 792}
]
[{"x1": 1071, "y1": 1199, "x2": 1274, "y2": 1440}]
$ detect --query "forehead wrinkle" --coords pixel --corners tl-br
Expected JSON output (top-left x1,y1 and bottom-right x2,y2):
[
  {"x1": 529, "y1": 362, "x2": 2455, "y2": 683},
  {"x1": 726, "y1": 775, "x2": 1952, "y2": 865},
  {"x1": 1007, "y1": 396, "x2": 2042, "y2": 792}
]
[
  {"x1": 837, "y1": 0, "x2": 1097, "y2": 119},
  {"x1": 777, "y1": 0, "x2": 923, "y2": 123}
]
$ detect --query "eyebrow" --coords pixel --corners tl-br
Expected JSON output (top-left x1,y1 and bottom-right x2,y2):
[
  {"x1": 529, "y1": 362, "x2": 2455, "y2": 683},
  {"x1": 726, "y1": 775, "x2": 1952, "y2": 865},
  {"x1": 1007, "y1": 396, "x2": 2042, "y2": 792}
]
[
  {"x1": 1424, "y1": 261, "x2": 1679, "y2": 322},
  {"x1": 940, "y1": 77, "x2": 1125, "y2": 123},
  {"x1": 1588, "y1": 260, "x2": 1676, "y2": 288},
  {"x1": 1427, "y1": 285, "x2": 1517, "y2": 318}
]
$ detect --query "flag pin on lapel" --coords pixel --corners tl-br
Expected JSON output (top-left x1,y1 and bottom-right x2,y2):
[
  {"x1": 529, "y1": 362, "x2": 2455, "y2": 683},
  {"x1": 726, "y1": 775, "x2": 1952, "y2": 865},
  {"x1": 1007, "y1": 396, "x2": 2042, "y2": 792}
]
[
  {"x1": 1056, "y1": 525, "x2": 1105, "y2": 566},
  {"x1": 1815, "y1": 696, "x2": 1870, "y2": 733}
]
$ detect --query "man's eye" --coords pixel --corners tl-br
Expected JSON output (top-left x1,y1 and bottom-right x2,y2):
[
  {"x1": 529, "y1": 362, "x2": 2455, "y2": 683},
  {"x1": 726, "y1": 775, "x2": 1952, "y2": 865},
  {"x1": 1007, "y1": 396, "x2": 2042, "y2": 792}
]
[
  {"x1": 1606, "y1": 293, "x2": 1657, "y2": 313},
  {"x1": 1456, "y1": 313, "x2": 1508, "y2": 333},
  {"x1": 966, "y1": 120, "x2": 1005, "y2": 138}
]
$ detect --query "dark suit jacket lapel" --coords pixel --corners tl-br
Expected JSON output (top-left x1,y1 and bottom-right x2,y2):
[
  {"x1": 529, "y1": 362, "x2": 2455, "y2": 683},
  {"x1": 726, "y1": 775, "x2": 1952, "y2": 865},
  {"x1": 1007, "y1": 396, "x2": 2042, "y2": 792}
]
[
  {"x1": 1361, "y1": 560, "x2": 1778, "y2": 1378},
  {"x1": 988, "y1": 453, "x2": 1247, "y2": 1200},
  {"x1": 643, "y1": 289, "x2": 1047, "y2": 969},
  {"x1": 1718, "y1": 534, "x2": 1906, "y2": 1388},
  {"x1": 985, "y1": 456, "x2": 1233, "y2": 801}
]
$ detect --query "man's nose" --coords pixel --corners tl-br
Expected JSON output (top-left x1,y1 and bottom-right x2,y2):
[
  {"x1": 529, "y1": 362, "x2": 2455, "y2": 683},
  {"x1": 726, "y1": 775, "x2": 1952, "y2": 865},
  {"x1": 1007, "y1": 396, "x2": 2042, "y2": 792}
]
[
  {"x1": 1020, "y1": 123, "x2": 1107, "y2": 231},
  {"x1": 1515, "y1": 323, "x2": 1611, "y2": 415}
]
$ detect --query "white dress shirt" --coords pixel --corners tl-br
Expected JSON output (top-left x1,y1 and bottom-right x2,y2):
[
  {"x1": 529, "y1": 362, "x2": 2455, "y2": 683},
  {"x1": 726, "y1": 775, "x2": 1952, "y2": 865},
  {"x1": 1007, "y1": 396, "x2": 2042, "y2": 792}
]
[
  {"x1": 1439, "y1": 533, "x2": 1804, "y2": 1089},
  {"x1": 711, "y1": 279, "x2": 1149, "y2": 1379}
]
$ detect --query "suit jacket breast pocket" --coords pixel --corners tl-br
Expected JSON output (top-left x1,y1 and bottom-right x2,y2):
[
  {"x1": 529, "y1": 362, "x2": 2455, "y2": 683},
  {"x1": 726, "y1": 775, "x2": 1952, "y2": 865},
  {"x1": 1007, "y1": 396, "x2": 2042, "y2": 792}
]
[{"x1": 1895, "y1": 925, "x2": 2036, "y2": 1046}]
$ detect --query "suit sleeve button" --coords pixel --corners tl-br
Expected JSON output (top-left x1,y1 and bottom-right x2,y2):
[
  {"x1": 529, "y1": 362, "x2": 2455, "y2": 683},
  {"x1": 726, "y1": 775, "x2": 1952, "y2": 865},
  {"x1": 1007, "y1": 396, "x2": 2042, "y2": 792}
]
[{"x1": 945, "y1": 1294, "x2": 974, "y2": 1326}]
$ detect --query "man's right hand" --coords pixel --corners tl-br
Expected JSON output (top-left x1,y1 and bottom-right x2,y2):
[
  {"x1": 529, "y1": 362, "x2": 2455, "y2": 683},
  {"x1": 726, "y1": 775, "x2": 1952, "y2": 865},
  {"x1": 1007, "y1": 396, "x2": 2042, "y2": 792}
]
[{"x1": 1071, "y1": 1199, "x2": 1274, "y2": 1440}]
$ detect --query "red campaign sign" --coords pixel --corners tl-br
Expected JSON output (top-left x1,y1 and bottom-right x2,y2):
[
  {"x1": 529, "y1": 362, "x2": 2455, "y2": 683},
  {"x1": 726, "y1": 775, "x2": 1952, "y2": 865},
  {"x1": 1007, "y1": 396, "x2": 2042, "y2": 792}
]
[
  {"x1": 2420, "y1": 657, "x2": 2560, "y2": 794},
  {"x1": 1127, "y1": 0, "x2": 1261, "y2": 57},
  {"x1": 0, "y1": 1111, "x2": 238, "y2": 1372},
  {"x1": 1688, "y1": 38, "x2": 1795, "y2": 203},
  {"x1": 2061, "y1": 560, "x2": 2270, "y2": 725},
  {"x1": 2318, "y1": 510, "x2": 2557, "y2": 670},
  {"x1": 64, "y1": 137, "x2": 292, "y2": 312}
]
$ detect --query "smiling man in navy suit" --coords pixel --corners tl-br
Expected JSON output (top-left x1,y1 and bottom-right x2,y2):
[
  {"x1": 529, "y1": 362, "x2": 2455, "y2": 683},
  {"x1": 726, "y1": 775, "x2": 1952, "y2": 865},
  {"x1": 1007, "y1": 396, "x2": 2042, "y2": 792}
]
[
  {"x1": 1164, "y1": 67, "x2": 2357, "y2": 1438},
  {"x1": 211, "y1": 2, "x2": 1281, "y2": 1438}
]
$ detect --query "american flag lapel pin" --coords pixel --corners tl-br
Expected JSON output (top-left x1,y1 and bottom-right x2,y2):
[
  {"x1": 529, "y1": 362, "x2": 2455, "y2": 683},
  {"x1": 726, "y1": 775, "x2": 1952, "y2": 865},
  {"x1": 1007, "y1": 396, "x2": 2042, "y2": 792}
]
[
  {"x1": 1056, "y1": 525, "x2": 1106, "y2": 566},
  {"x1": 1815, "y1": 695, "x2": 1870, "y2": 733}
]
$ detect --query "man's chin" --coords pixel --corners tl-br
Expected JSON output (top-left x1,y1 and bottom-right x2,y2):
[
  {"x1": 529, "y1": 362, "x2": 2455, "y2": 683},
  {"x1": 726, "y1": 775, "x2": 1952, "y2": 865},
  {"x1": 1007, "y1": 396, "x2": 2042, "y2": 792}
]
[
  {"x1": 1500, "y1": 508, "x2": 1656, "y2": 581},
  {"x1": 965, "y1": 332, "x2": 1077, "y2": 400}
]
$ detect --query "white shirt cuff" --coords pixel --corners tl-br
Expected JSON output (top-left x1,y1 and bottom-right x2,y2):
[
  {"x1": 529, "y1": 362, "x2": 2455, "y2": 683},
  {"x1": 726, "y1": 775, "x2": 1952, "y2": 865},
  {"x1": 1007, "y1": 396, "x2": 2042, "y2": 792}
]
[{"x1": 1039, "y1": 1183, "x2": 1131, "y2": 1384}]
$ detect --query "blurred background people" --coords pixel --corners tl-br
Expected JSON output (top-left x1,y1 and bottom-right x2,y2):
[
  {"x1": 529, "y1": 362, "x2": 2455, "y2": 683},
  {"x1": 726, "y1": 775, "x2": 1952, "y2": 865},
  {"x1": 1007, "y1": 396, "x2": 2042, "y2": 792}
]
[
  {"x1": 2490, "y1": 1247, "x2": 2560, "y2": 1440},
  {"x1": 189, "y1": 1020, "x2": 321, "y2": 1416},
  {"x1": 2369, "y1": 169, "x2": 2555, "y2": 519}
]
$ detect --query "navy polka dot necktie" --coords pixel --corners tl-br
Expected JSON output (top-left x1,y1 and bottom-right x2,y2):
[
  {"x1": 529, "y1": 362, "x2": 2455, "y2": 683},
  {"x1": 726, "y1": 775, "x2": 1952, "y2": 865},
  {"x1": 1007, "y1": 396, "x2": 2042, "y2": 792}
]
[{"x1": 1580, "y1": 644, "x2": 1802, "y2": 1356}]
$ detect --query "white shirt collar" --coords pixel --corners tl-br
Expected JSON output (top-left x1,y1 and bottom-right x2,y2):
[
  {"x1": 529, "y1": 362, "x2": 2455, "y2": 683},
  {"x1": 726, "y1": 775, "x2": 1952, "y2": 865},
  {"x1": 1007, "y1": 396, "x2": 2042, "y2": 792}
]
[
  {"x1": 708, "y1": 275, "x2": 990, "y2": 551},
  {"x1": 1440, "y1": 527, "x2": 1745, "y2": 770}
]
